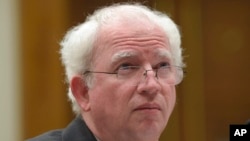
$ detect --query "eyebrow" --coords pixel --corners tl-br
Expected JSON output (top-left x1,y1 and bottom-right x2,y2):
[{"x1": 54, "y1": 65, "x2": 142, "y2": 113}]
[
  {"x1": 111, "y1": 51, "x2": 138, "y2": 63},
  {"x1": 154, "y1": 49, "x2": 172, "y2": 60}
]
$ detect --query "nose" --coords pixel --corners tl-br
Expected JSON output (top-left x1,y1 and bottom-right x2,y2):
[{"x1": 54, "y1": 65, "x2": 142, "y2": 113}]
[
  {"x1": 137, "y1": 70, "x2": 161, "y2": 97},
  {"x1": 143, "y1": 69, "x2": 158, "y2": 78}
]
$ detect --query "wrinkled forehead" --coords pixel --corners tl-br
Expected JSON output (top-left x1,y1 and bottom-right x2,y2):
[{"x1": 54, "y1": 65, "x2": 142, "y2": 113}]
[
  {"x1": 91, "y1": 16, "x2": 170, "y2": 65},
  {"x1": 95, "y1": 18, "x2": 168, "y2": 48},
  {"x1": 111, "y1": 48, "x2": 172, "y2": 63}
]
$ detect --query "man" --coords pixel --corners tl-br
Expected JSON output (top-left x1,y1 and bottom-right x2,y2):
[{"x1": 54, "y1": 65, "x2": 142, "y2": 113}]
[{"x1": 28, "y1": 2, "x2": 184, "y2": 141}]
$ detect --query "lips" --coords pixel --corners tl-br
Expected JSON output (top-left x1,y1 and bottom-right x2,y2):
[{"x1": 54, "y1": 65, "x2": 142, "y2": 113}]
[{"x1": 134, "y1": 103, "x2": 161, "y2": 111}]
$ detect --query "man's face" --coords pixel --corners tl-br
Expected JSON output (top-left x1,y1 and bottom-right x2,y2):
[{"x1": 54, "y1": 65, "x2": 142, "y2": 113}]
[{"x1": 86, "y1": 22, "x2": 176, "y2": 141}]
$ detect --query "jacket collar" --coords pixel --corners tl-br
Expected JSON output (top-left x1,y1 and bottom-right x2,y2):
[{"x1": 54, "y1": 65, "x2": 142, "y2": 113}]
[{"x1": 62, "y1": 116, "x2": 97, "y2": 141}]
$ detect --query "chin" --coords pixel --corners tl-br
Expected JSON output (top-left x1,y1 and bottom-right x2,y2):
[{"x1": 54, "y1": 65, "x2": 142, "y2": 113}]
[{"x1": 137, "y1": 120, "x2": 165, "y2": 139}]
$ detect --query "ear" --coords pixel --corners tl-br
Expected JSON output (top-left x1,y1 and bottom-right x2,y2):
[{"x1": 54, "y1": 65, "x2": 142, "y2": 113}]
[{"x1": 70, "y1": 76, "x2": 90, "y2": 111}]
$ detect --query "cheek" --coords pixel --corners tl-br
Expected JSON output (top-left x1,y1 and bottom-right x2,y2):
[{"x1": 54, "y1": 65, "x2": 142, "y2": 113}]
[
  {"x1": 162, "y1": 85, "x2": 176, "y2": 115},
  {"x1": 89, "y1": 78, "x2": 135, "y2": 115},
  {"x1": 169, "y1": 86, "x2": 176, "y2": 103},
  {"x1": 88, "y1": 81, "x2": 137, "y2": 131}
]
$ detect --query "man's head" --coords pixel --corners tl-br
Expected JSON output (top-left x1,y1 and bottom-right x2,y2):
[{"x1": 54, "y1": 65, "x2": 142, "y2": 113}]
[{"x1": 60, "y1": 3, "x2": 184, "y2": 141}]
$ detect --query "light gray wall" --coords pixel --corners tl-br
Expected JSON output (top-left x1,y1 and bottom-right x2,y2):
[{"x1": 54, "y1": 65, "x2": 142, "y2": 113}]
[{"x1": 0, "y1": 0, "x2": 22, "y2": 140}]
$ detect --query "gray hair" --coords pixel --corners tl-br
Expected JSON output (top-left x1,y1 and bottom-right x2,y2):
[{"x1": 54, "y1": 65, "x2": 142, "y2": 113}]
[{"x1": 60, "y1": 3, "x2": 184, "y2": 115}]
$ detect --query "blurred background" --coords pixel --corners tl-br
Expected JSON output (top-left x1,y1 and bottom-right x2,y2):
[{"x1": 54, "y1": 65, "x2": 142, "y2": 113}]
[{"x1": 0, "y1": 0, "x2": 249, "y2": 141}]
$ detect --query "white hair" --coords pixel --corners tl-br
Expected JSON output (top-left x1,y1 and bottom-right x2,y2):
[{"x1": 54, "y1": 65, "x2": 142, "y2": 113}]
[{"x1": 60, "y1": 3, "x2": 184, "y2": 115}]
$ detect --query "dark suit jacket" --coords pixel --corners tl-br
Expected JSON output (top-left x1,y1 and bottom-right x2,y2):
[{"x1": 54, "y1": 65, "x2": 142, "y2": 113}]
[{"x1": 27, "y1": 117, "x2": 97, "y2": 141}]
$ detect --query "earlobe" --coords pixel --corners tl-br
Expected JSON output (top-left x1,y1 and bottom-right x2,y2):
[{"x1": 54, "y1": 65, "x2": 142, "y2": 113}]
[{"x1": 70, "y1": 76, "x2": 91, "y2": 111}]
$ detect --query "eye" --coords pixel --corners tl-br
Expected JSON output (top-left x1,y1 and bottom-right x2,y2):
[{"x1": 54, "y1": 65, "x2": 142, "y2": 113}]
[
  {"x1": 155, "y1": 62, "x2": 170, "y2": 69},
  {"x1": 117, "y1": 63, "x2": 135, "y2": 70},
  {"x1": 116, "y1": 63, "x2": 140, "y2": 76}
]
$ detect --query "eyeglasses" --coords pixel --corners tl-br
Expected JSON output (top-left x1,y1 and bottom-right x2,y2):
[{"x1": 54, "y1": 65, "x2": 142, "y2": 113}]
[{"x1": 84, "y1": 65, "x2": 183, "y2": 86}]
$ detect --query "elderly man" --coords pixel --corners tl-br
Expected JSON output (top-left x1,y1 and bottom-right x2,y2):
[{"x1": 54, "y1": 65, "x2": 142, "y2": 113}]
[{"x1": 28, "y1": 2, "x2": 184, "y2": 141}]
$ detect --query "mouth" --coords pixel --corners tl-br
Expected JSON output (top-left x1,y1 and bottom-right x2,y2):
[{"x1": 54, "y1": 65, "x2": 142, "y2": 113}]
[{"x1": 134, "y1": 103, "x2": 161, "y2": 112}]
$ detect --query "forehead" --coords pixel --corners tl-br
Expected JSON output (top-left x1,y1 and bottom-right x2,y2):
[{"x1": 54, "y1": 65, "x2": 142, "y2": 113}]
[
  {"x1": 111, "y1": 48, "x2": 171, "y2": 62},
  {"x1": 92, "y1": 20, "x2": 170, "y2": 64},
  {"x1": 95, "y1": 16, "x2": 168, "y2": 45}
]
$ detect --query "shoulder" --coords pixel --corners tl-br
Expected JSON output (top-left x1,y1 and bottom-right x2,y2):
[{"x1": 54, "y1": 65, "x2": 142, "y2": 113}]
[
  {"x1": 26, "y1": 129, "x2": 63, "y2": 141},
  {"x1": 25, "y1": 117, "x2": 97, "y2": 141}
]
